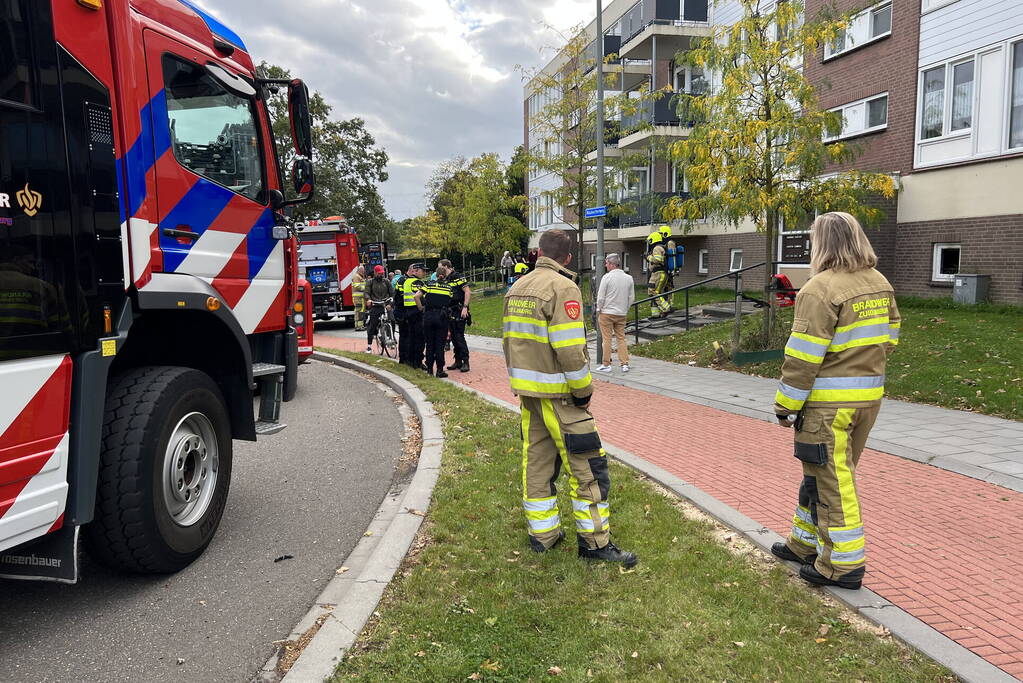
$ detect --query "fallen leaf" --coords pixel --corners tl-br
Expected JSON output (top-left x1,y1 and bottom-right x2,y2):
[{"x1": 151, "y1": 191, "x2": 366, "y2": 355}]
[
  {"x1": 467, "y1": 674, "x2": 482, "y2": 681},
  {"x1": 618, "y1": 566, "x2": 635, "y2": 574},
  {"x1": 817, "y1": 624, "x2": 830, "y2": 636},
  {"x1": 631, "y1": 651, "x2": 639, "y2": 658},
  {"x1": 176, "y1": 658, "x2": 185, "y2": 666},
  {"x1": 336, "y1": 566, "x2": 350, "y2": 575},
  {"x1": 547, "y1": 665, "x2": 563, "y2": 676},
  {"x1": 198, "y1": 600, "x2": 206, "y2": 606},
  {"x1": 815, "y1": 638, "x2": 827, "y2": 644},
  {"x1": 732, "y1": 642, "x2": 745, "y2": 648},
  {"x1": 481, "y1": 659, "x2": 501, "y2": 671},
  {"x1": 414, "y1": 650, "x2": 426, "y2": 657},
  {"x1": 484, "y1": 616, "x2": 498, "y2": 627},
  {"x1": 363, "y1": 531, "x2": 374, "y2": 537}
]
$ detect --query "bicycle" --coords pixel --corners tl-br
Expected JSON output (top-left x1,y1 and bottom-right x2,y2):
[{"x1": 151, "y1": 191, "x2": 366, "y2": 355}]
[{"x1": 369, "y1": 298, "x2": 397, "y2": 358}]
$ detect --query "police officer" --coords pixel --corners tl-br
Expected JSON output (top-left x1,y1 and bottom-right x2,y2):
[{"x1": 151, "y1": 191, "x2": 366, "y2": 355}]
[
  {"x1": 395, "y1": 263, "x2": 427, "y2": 367},
  {"x1": 645, "y1": 230, "x2": 670, "y2": 318},
  {"x1": 352, "y1": 265, "x2": 366, "y2": 331},
  {"x1": 772, "y1": 212, "x2": 901, "y2": 590},
  {"x1": 503, "y1": 229, "x2": 637, "y2": 567},
  {"x1": 415, "y1": 265, "x2": 453, "y2": 377},
  {"x1": 438, "y1": 259, "x2": 472, "y2": 372}
]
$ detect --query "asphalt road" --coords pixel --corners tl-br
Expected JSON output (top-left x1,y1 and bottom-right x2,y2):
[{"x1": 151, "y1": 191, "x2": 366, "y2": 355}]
[{"x1": 0, "y1": 360, "x2": 404, "y2": 683}]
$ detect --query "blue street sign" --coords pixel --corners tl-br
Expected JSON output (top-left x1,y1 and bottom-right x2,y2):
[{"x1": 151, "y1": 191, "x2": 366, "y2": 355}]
[{"x1": 584, "y1": 206, "x2": 607, "y2": 219}]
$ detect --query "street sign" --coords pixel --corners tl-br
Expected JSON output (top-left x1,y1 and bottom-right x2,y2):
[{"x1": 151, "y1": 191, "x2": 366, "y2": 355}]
[{"x1": 584, "y1": 206, "x2": 607, "y2": 219}]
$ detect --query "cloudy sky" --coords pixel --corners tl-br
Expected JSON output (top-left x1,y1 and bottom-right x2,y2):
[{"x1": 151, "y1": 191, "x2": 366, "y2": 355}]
[{"x1": 195, "y1": 0, "x2": 604, "y2": 220}]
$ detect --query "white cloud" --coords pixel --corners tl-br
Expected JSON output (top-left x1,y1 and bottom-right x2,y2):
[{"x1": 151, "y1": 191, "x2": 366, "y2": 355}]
[{"x1": 193, "y1": 0, "x2": 599, "y2": 219}]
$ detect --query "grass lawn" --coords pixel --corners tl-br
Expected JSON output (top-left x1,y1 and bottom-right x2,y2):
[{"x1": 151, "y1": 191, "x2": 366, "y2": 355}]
[
  {"x1": 323, "y1": 350, "x2": 950, "y2": 682},
  {"x1": 633, "y1": 297, "x2": 1023, "y2": 421},
  {"x1": 468, "y1": 284, "x2": 747, "y2": 339}
]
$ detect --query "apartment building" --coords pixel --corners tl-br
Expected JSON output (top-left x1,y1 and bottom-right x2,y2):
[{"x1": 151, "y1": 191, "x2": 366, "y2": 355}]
[{"x1": 525, "y1": 0, "x2": 1023, "y2": 302}]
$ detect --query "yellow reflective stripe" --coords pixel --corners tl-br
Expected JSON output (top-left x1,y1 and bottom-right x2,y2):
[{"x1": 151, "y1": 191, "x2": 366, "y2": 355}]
[
  {"x1": 888, "y1": 338, "x2": 900, "y2": 346},
  {"x1": 504, "y1": 315, "x2": 548, "y2": 327},
  {"x1": 834, "y1": 316, "x2": 887, "y2": 333},
  {"x1": 551, "y1": 337, "x2": 586, "y2": 349},
  {"x1": 889, "y1": 321, "x2": 901, "y2": 329},
  {"x1": 525, "y1": 508, "x2": 560, "y2": 522},
  {"x1": 775, "y1": 391, "x2": 805, "y2": 411},
  {"x1": 784, "y1": 346, "x2": 826, "y2": 364},
  {"x1": 793, "y1": 516, "x2": 817, "y2": 535},
  {"x1": 566, "y1": 372, "x2": 592, "y2": 391},
  {"x1": 828, "y1": 335, "x2": 891, "y2": 353},
  {"x1": 831, "y1": 409, "x2": 860, "y2": 526},
  {"x1": 510, "y1": 377, "x2": 570, "y2": 394},
  {"x1": 540, "y1": 398, "x2": 580, "y2": 499},
  {"x1": 808, "y1": 387, "x2": 884, "y2": 403},
  {"x1": 832, "y1": 536, "x2": 865, "y2": 554},
  {"x1": 791, "y1": 331, "x2": 831, "y2": 346},
  {"x1": 549, "y1": 322, "x2": 583, "y2": 333},
  {"x1": 520, "y1": 401, "x2": 531, "y2": 495},
  {"x1": 504, "y1": 331, "x2": 549, "y2": 343}
]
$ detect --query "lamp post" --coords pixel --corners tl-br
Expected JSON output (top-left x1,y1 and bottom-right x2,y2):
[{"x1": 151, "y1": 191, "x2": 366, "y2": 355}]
[{"x1": 593, "y1": 0, "x2": 607, "y2": 363}]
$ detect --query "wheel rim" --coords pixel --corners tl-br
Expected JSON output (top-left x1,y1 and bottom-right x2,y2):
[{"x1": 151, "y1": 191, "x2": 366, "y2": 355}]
[{"x1": 162, "y1": 412, "x2": 219, "y2": 527}]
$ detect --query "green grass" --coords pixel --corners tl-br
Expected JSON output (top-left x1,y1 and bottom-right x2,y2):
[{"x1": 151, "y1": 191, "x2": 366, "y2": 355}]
[
  {"x1": 323, "y1": 350, "x2": 951, "y2": 683},
  {"x1": 633, "y1": 297, "x2": 1023, "y2": 421}
]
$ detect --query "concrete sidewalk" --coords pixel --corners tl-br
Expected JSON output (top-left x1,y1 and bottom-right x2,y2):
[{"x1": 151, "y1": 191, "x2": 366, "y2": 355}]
[{"x1": 465, "y1": 334, "x2": 1023, "y2": 493}]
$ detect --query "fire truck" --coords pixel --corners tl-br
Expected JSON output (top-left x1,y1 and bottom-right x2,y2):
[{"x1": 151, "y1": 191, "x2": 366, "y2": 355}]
[
  {"x1": 295, "y1": 216, "x2": 362, "y2": 323},
  {"x1": 0, "y1": 0, "x2": 315, "y2": 582}
]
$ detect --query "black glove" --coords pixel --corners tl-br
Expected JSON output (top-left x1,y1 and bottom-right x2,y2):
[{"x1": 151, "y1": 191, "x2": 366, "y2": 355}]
[
  {"x1": 777, "y1": 413, "x2": 794, "y2": 428},
  {"x1": 572, "y1": 394, "x2": 591, "y2": 409}
]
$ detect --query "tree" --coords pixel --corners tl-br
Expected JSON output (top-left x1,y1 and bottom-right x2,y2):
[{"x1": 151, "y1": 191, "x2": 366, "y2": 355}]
[
  {"x1": 446, "y1": 153, "x2": 529, "y2": 261},
  {"x1": 258, "y1": 63, "x2": 391, "y2": 241},
  {"x1": 663, "y1": 1, "x2": 897, "y2": 343},
  {"x1": 401, "y1": 211, "x2": 450, "y2": 259},
  {"x1": 521, "y1": 29, "x2": 654, "y2": 269}
]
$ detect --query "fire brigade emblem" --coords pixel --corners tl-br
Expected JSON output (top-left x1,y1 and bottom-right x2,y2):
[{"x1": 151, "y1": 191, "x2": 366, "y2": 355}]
[
  {"x1": 564, "y1": 300, "x2": 581, "y2": 320},
  {"x1": 16, "y1": 184, "x2": 42, "y2": 217}
]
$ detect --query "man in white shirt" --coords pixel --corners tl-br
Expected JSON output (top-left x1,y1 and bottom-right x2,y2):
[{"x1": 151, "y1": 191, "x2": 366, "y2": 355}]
[{"x1": 595, "y1": 253, "x2": 635, "y2": 373}]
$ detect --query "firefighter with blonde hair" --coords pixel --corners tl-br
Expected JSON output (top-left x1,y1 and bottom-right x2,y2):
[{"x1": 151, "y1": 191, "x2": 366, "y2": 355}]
[{"x1": 772, "y1": 212, "x2": 900, "y2": 590}]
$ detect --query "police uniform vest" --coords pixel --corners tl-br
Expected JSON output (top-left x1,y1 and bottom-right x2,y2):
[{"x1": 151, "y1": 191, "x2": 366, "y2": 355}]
[
  {"x1": 421, "y1": 281, "x2": 453, "y2": 310},
  {"x1": 447, "y1": 271, "x2": 468, "y2": 308},
  {"x1": 396, "y1": 275, "x2": 423, "y2": 308}
]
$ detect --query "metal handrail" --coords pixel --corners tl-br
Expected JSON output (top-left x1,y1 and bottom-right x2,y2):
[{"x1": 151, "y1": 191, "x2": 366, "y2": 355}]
[{"x1": 630, "y1": 261, "x2": 767, "y2": 344}]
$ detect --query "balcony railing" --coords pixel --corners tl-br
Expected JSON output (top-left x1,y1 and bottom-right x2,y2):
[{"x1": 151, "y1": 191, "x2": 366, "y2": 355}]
[
  {"x1": 613, "y1": 191, "x2": 689, "y2": 228},
  {"x1": 583, "y1": 34, "x2": 622, "y2": 73},
  {"x1": 620, "y1": 0, "x2": 710, "y2": 45},
  {"x1": 621, "y1": 92, "x2": 697, "y2": 134},
  {"x1": 584, "y1": 120, "x2": 623, "y2": 154}
]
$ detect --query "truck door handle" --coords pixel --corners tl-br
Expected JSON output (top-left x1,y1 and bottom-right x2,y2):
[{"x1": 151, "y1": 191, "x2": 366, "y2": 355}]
[{"x1": 163, "y1": 226, "x2": 199, "y2": 242}]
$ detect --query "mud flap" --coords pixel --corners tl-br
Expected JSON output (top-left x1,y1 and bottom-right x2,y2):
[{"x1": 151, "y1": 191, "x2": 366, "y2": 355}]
[{"x1": 0, "y1": 525, "x2": 79, "y2": 584}]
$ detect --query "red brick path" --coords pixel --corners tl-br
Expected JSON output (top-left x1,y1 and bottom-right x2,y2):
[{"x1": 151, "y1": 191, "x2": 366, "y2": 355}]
[{"x1": 315, "y1": 334, "x2": 1023, "y2": 677}]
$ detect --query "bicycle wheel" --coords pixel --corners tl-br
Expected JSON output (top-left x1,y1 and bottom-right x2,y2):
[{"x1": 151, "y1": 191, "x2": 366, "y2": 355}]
[{"x1": 381, "y1": 322, "x2": 397, "y2": 358}]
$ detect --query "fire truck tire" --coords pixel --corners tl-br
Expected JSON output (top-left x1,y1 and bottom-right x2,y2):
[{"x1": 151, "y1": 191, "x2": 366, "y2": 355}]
[{"x1": 85, "y1": 366, "x2": 233, "y2": 574}]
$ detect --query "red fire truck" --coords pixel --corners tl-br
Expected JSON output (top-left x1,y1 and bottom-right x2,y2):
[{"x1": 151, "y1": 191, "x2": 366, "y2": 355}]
[
  {"x1": 0, "y1": 0, "x2": 315, "y2": 582},
  {"x1": 295, "y1": 216, "x2": 362, "y2": 323}
]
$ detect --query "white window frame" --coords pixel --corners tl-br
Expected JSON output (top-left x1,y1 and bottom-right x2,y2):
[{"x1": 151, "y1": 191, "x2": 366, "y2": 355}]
[
  {"x1": 921, "y1": 0, "x2": 959, "y2": 14},
  {"x1": 670, "y1": 162, "x2": 689, "y2": 193},
  {"x1": 824, "y1": 2, "x2": 892, "y2": 61},
  {"x1": 622, "y1": 251, "x2": 630, "y2": 273},
  {"x1": 825, "y1": 93, "x2": 889, "y2": 141},
  {"x1": 729, "y1": 248, "x2": 743, "y2": 272},
  {"x1": 590, "y1": 253, "x2": 597, "y2": 272},
  {"x1": 1009, "y1": 40, "x2": 1023, "y2": 152},
  {"x1": 932, "y1": 243, "x2": 961, "y2": 282},
  {"x1": 697, "y1": 249, "x2": 709, "y2": 274},
  {"x1": 917, "y1": 57, "x2": 975, "y2": 143}
]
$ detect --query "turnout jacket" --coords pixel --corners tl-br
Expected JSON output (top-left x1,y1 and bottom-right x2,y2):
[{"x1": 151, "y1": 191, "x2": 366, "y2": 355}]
[
  {"x1": 503, "y1": 257, "x2": 592, "y2": 401},
  {"x1": 775, "y1": 268, "x2": 900, "y2": 416},
  {"x1": 647, "y1": 244, "x2": 666, "y2": 271}
]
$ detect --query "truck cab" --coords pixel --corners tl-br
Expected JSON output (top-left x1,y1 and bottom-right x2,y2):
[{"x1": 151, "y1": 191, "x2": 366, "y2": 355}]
[{"x1": 0, "y1": 0, "x2": 314, "y2": 582}]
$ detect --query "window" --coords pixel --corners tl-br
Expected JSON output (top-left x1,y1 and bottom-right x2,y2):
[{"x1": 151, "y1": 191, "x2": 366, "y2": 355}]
[
  {"x1": 824, "y1": 2, "x2": 892, "y2": 60},
  {"x1": 827, "y1": 93, "x2": 888, "y2": 141},
  {"x1": 626, "y1": 167, "x2": 649, "y2": 196},
  {"x1": 920, "y1": 66, "x2": 945, "y2": 139},
  {"x1": 698, "y1": 249, "x2": 709, "y2": 274},
  {"x1": 622, "y1": 252, "x2": 630, "y2": 272},
  {"x1": 0, "y1": 0, "x2": 35, "y2": 107},
  {"x1": 922, "y1": 0, "x2": 959, "y2": 12},
  {"x1": 919, "y1": 59, "x2": 974, "y2": 140},
  {"x1": 163, "y1": 56, "x2": 265, "y2": 201},
  {"x1": 590, "y1": 253, "x2": 596, "y2": 272},
  {"x1": 950, "y1": 61, "x2": 974, "y2": 131},
  {"x1": 544, "y1": 195, "x2": 554, "y2": 225},
  {"x1": 932, "y1": 243, "x2": 960, "y2": 282},
  {"x1": 1010, "y1": 42, "x2": 1023, "y2": 149},
  {"x1": 729, "y1": 248, "x2": 743, "y2": 271},
  {"x1": 671, "y1": 162, "x2": 688, "y2": 193}
]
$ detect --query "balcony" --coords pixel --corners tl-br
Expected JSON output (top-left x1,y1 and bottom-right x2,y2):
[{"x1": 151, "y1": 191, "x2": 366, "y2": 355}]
[
  {"x1": 583, "y1": 34, "x2": 622, "y2": 74},
  {"x1": 618, "y1": 0, "x2": 711, "y2": 61},
  {"x1": 613, "y1": 191, "x2": 689, "y2": 230},
  {"x1": 583, "y1": 120, "x2": 624, "y2": 163},
  {"x1": 618, "y1": 92, "x2": 698, "y2": 148}
]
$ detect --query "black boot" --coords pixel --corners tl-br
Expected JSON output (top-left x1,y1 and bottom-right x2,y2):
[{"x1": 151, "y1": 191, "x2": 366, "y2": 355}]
[
  {"x1": 799, "y1": 563, "x2": 864, "y2": 590},
  {"x1": 529, "y1": 530, "x2": 565, "y2": 553},
  {"x1": 771, "y1": 542, "x2": 815, "y2": 564},
  {"x1": 459, "y1": 359, "x2": 470, "y2": 372},
  {"x1": 446, "y1": 359, "x2": 462, "y2": 370},
  {"x1": 435, "y1": 369, "x2": 448, "y2": 378},
  {"x1": 578, "y1": 540, "x2": 638, "y2": 568}
]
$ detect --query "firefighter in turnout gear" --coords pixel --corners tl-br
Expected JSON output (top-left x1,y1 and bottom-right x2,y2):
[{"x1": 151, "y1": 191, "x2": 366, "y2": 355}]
[
  {"x1": 395, "y1": 263, "x2": 427, "y2": 367},
  {"x1": 503, "y1": 229, "x2": 637, "y2": 567},
  {"x1": 659, "y1": 225, "x2": 679, "y2": 288},
  {"x1": 415, "y1": 266, "x2": 454, "y2": 377},
  {"x1": 438, "y1": 259, "x2": 472, "y2": 372},
  {"x1": 352, "y1": 265, "x2": 366, "y2": 331},
  {"x1": 771, "y1": 212, "x2": 900, "y2": 590},
  {"x1": 646, "y1": 231, "x2": 670, "y2": 318}
]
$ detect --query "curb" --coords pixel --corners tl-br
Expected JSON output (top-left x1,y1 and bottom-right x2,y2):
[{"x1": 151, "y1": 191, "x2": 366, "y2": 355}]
[
  {"x1": 449, "y1": 380, "x2": 1015, "y2": 683},
  {"x1": 266, "y1": 353, "x2": 444, "y2": 682}
]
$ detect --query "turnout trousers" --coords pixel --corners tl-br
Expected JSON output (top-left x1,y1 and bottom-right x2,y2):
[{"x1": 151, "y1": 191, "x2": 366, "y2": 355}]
[
  {"x1": 448, "y1": 316, "x2": 469, "y2": 364},
  {"x1": 519, "y1": 396, "x2": 611, "y2": 551},
  {"x1": 785, "y1": 405, "x2": 880, "y2": 580},
  {"x1": 647, "y1": 270, "x2": 670, "y2": 315},
  {"x1": 423, "y1": 309, "x2": 448, "y2": 372}
]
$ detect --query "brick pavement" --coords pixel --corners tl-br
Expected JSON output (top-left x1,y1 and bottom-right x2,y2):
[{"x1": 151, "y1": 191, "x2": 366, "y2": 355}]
[{"x1": 315, "y1": 333, "x2": 1023, "y2": 678}]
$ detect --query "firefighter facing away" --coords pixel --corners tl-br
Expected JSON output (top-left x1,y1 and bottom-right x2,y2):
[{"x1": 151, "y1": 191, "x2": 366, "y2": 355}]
[
  {"x1": 503, "y1": 229, "x2": 637, "y2": 567},
  {"x1": 772, "y1": 212, "x2": 900, "y2": 590},
  {"x1": 352, "y1": 265, "x2": 366, "y2": 331},
  {"x1": 645, "y1": 230, "x2": 670, "y2": 318}
]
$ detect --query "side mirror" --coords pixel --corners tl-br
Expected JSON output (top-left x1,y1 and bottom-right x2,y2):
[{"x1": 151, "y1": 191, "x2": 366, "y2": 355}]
[
  {"x1": 288, "y1": 79, "x2": 313, "y2": 159},
  {"x1": 291, "y1": 157, "x2": 314, "y2": 199}
]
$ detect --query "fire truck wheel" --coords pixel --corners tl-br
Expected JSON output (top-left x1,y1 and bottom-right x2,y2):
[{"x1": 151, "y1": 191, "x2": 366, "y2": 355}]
[{"x1": 85, "y1": 366, "x2": 233, "y2": 574}]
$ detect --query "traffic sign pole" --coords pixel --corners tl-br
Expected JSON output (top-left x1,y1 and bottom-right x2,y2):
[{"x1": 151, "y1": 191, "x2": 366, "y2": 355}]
[{"x1": 594, "y1": 0, "x2": 606, "y2": 365}]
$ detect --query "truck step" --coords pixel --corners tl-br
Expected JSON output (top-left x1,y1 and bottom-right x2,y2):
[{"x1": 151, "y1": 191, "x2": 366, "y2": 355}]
[
  {"x1": 254, "y1": 420, "x2": 287, "y2": 436},
  {"x1": 252, "y1": 362, "x2": 287, "y2": 377}
]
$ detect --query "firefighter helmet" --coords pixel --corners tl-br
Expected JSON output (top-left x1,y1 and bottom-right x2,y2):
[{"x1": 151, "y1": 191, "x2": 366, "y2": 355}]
[
  {"x1": 647, "y1": 230, "x2": 664, "y2": 248},
  {"x1": 659, "y1": 224, "x2": 672, "y2": 239}
]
